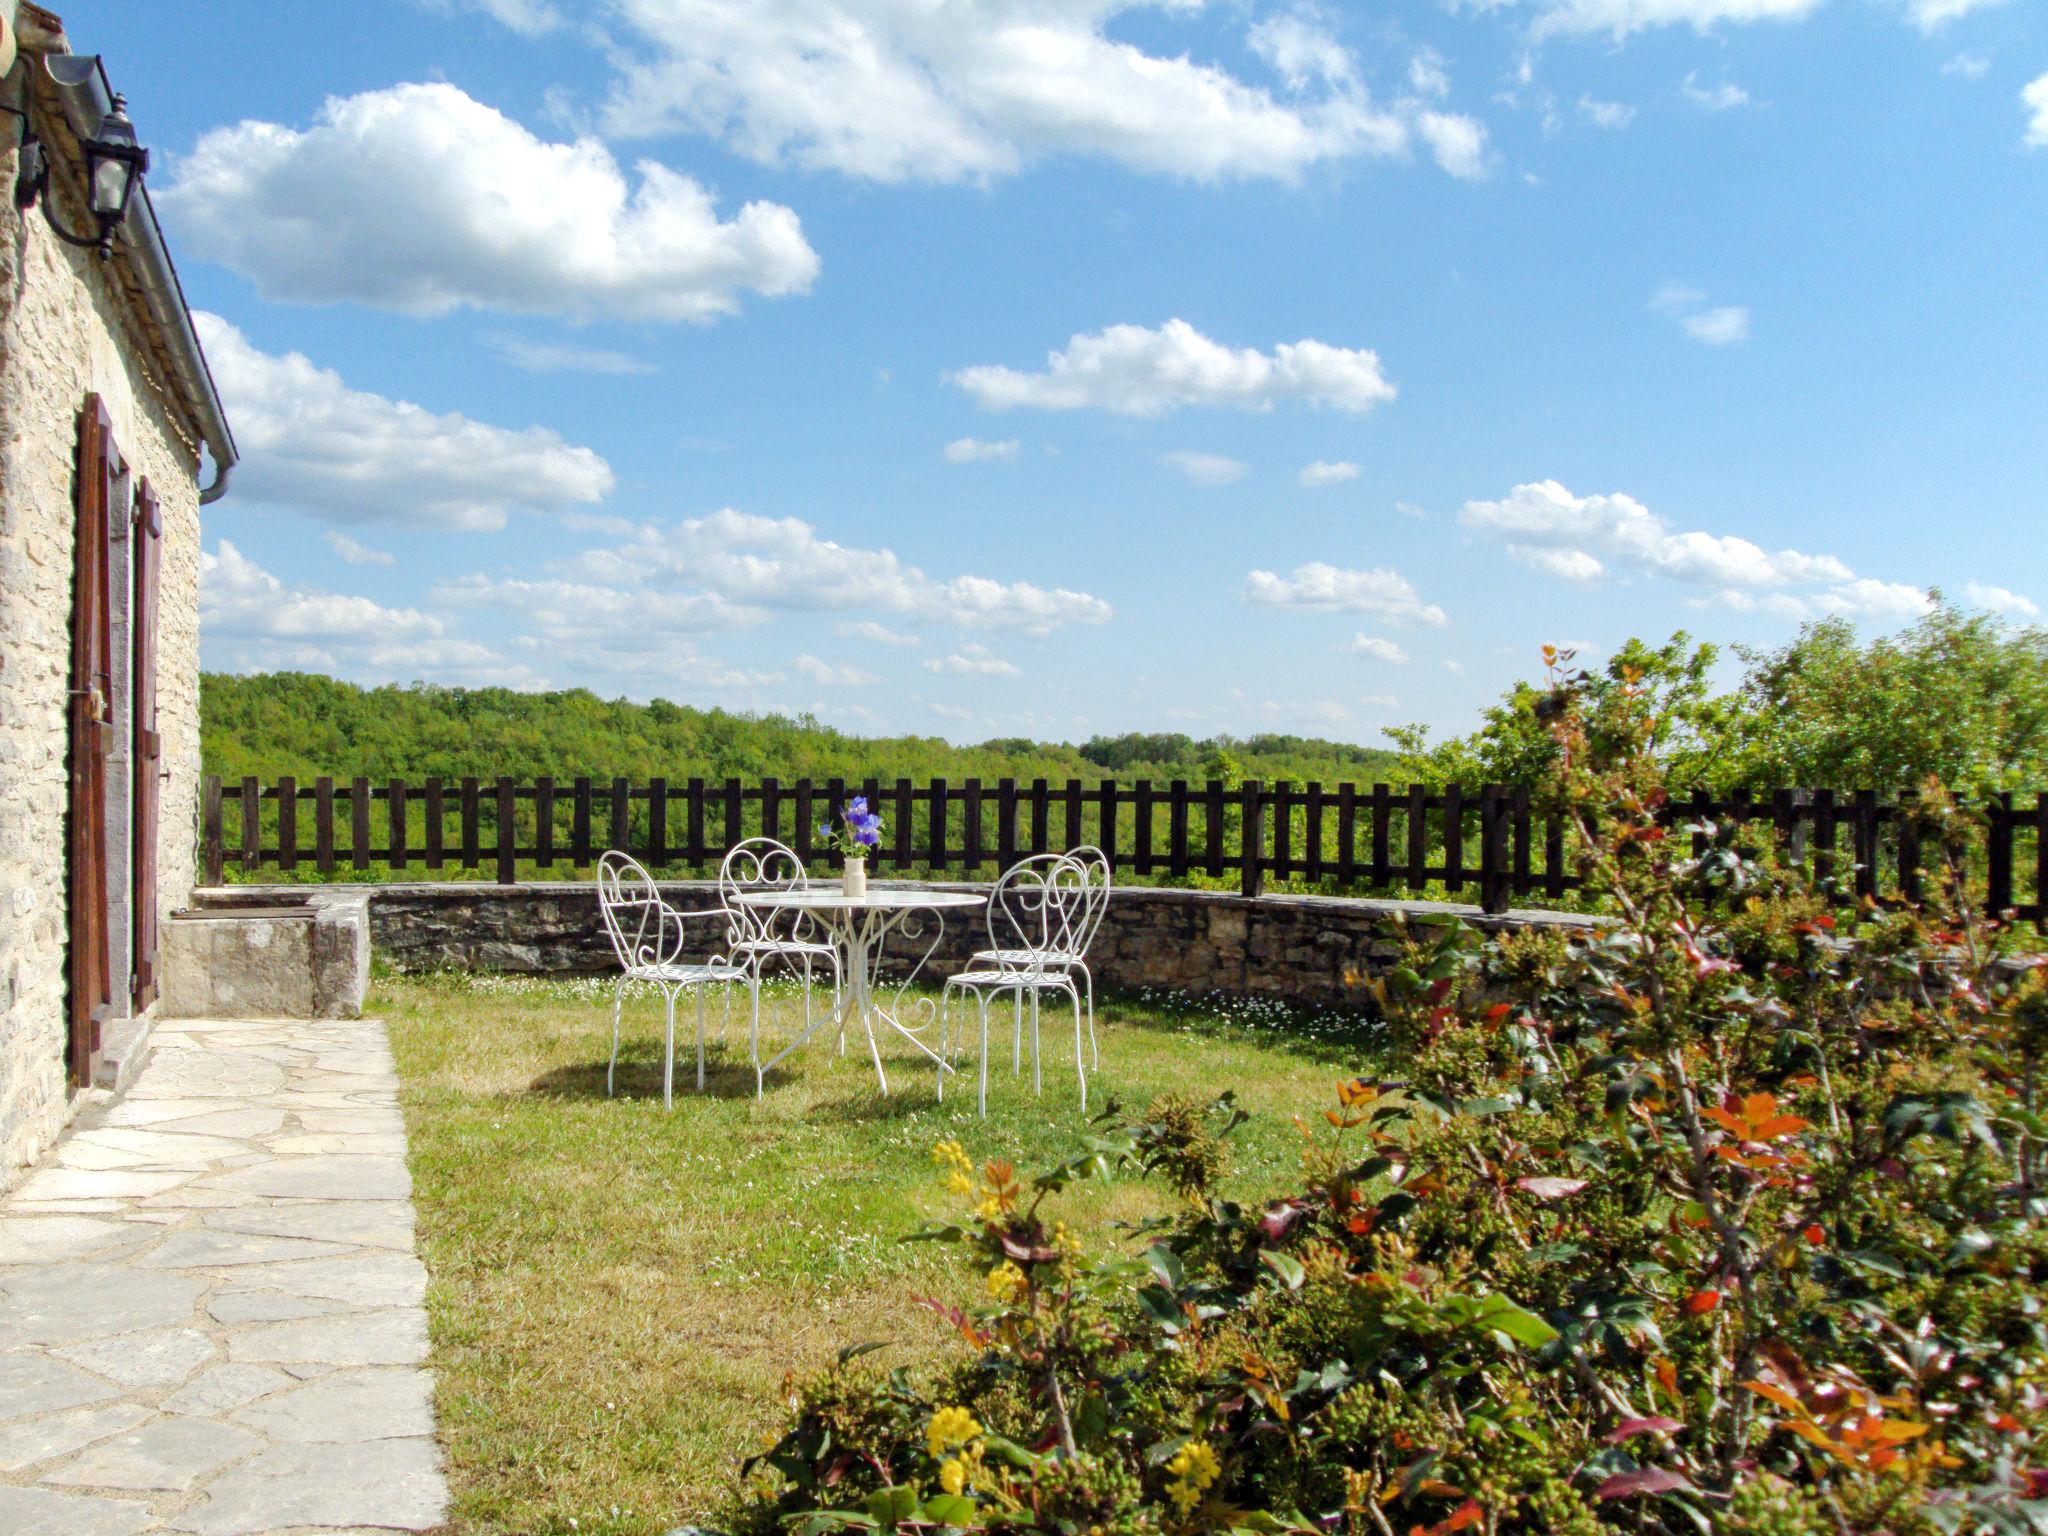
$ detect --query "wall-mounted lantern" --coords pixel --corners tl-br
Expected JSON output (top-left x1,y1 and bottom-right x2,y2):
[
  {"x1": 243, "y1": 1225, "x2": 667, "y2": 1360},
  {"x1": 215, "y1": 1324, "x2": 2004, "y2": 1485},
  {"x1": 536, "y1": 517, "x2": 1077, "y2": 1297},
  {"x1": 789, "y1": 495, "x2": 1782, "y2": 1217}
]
[{"x1": 13, "y1": 88, "x2": 149, "y2": 260}]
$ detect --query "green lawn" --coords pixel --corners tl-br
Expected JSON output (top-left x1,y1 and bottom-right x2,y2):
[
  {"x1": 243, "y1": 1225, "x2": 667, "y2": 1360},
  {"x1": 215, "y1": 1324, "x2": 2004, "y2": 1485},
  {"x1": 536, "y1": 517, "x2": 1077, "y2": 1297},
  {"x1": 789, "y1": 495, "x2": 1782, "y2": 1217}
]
[{"x1": 383, "y1": 970, "x2": 1385, "y2": 1536}]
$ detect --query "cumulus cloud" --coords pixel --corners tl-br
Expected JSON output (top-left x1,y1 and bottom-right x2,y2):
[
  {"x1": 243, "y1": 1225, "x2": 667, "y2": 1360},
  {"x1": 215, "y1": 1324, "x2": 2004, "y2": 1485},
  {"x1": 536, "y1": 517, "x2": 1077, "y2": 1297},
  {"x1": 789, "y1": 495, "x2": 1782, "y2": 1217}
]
[
  {"x1": 590, "y1": 0, "x2": 1480, "y2": 186},
  {"x1": 1910, "y1": 0, "x2": 2008, "y2": 30},
  {"x1": 1963, "y1": 582, "x2": 2042, "y2": 617},
  {"x1": 950, "y1": 319, "x2": 1396, "y2": 417},
  {"x1": 1459, "y1": 480, "x2": 1851, "y2": 590},
  {"x1": 1415, "y1": 111, "x2": 1491, "y2": 177},
  {"x1": 1243, "y1": 563, "x2": 1449, "y2": 627},
  {"x1": 793, "y1": 653, "x2": 879, "y2": 686},
  {"x1": 2027, "y1": 73, "x2": 2048, "y2": 148},
  {"x1": 1161, "y1": 450, "x2": 1249, "y2": 487},
  {"x1": 942, "y1": 437, "x2": 1021, "y2": 463},
  {"x1": 1533, "y1": 0, "x2": 1820, "y2": 38},
  {"x1": 1652, "y1": 284, "x2": 1750, "y2": 345},
  {"x1": 1300, "y1": 459, "x2": 1362, "y2": 488},
  {"x1": 1348, "y1": 635, "x2": 1409, "y2": 662},
  {"x1": 195, "y1": 313, "x2": 613, "y2": 531},
  {"x1": 923, "y1": 643, "x2": 1021, "y2": 677},
  {"x1": 202, "y1": 540, "x2": 542, "y2": 686},
  {"x1": 325, "y1": 532, "x2": 396, "y2": 568},
  {"x1": 487, "y1": 335, "x2": 656, "y2": 375},
  {"x1": 1683, "y1": 74, "x2": 1752, "y2": 109},
  {"x1": 836, "y1": 620, "x2": 923, "y2": 647},
  {"x1": 551, "y1": 508, "x2": 1112, "y2": 634},
  {"x1": 1703, "y1": 582, "x2": 1936, "y2": 623},
  {"x1": 1578, "y1": 95, "x2": 1637, "y2": 128},
  {"x1": 162, "y1": 82, "x2": 819, "y2": 322}
]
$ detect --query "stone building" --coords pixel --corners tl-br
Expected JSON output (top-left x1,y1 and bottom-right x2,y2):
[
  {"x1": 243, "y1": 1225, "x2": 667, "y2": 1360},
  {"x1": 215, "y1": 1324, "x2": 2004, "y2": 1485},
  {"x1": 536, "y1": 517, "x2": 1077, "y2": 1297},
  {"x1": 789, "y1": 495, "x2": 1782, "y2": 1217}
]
[{"x1": 0, "y1": 3, "x2": 236, "y2": 1188}]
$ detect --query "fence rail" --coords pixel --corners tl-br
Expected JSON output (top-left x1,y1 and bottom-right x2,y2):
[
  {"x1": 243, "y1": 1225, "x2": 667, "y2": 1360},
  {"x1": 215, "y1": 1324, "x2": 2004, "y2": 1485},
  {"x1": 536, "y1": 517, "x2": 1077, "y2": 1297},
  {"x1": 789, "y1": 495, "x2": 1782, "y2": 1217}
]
[{"x1": 200, "y1": 774, "x2": 2048, "y2": 920}]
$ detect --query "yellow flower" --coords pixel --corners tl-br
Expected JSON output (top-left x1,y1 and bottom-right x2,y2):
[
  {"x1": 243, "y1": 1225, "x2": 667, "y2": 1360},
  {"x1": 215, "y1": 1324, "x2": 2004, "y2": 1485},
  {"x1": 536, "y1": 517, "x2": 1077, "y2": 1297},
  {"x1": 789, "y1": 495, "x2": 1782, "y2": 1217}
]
[
  {"x1": 927, "y1": 1406, "x2": 981, "y2": 1459},
  {"x1": 987, "y1": 1261, "x2": 1028, "y2": 1304},
  {"x1": 939, "y1": 1459, "x2": 967, "y2": 1496},
  {"x1": 976, "y1": 1194, "x2": 1005, "y2": 1222},
  {"x1": 1164, "y1": 1441, "x2": 1221, "y2": 1516}
]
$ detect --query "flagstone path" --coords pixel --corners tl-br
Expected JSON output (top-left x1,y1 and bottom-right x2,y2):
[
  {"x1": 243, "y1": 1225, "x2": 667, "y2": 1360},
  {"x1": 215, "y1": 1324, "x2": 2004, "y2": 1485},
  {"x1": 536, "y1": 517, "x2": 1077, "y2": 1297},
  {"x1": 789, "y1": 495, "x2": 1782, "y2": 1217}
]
[{"x1": 0, "y1": 1016, "x2": 449, "y2": 1535}]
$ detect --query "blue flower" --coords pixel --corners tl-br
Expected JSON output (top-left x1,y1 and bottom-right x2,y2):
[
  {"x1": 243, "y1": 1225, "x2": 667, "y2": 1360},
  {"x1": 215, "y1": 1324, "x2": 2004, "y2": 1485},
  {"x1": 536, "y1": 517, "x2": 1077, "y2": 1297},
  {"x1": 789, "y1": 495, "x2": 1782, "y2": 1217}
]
[
  {"x1": 856, "y1": 826, "x2": 881, "y2": 848},
  {"x1": 847, "y1": 796, "x2": 869, "y2": 816},
  {"x1": 817, "y1": 821, "x2": 833, "y2": 841}
]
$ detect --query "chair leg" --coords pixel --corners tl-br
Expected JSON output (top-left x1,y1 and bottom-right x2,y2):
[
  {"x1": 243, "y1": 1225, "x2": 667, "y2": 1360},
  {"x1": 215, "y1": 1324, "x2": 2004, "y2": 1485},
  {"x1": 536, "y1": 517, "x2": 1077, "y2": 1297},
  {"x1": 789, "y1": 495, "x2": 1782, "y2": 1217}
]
[
  {"x1": 1082, "y1": 965, "x2": 1098, "y2": 1069},
  {"x1": 1071, "y1": 988, "x2": 1087, "y2": 1114},
  {"x1": 696, "y1": 987, "x2": 707, "y2": 1091},
  {"x1": 801, "y1": 953, "x2": 814, "y2": 1033},
  {"x1": 1012, "y1": 992, "x2": 1023, "y2": 1074},
  {"x1": 752, "y1": 978, "x2": 765, "y2": 1099},
  {"x1": 608, "y1": 978, "x2": 624, "y2": 1098},
  {"x1": 1030, "y1": 990, "x2": 1042, "y2": 1096},
  {"x1": 662, "y1": 990, "x2": 676, "y2": 1112},
  {"x1": 722, "y1": 982, "x2": 733, "y2": 1048},
  {"x1": 977, "y1": 993, "x2": 991, "y2": 1117}
]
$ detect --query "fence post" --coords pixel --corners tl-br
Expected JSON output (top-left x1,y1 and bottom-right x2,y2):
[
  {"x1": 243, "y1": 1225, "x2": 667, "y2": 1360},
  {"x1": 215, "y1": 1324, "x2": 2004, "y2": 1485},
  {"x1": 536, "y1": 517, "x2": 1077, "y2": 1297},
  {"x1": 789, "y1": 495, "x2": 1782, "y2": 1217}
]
[
  {"x1": 1240, "y1": 780, "x2": 1265, "y2": 899},
  {"x1": 1479, "y1": 785, "x2": 1511, "y2": 915},
  {"x1": 1988, "y1": 791, "x2": 2014, "y2": 919},
  {"x1": 202, "y1": 775, "x2": 224, "y2": 885},
  {"x1": 495, "y1": 777, "x2": 517, "y2": 885}
]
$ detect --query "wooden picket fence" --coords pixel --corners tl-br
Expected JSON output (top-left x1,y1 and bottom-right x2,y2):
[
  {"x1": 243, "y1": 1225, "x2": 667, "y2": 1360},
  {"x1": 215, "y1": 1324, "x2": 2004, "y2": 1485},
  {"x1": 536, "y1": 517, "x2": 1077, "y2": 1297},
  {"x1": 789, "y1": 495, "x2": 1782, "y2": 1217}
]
[{"x1": 200, "y1": 774, "x2": 2047, "y2": 920}]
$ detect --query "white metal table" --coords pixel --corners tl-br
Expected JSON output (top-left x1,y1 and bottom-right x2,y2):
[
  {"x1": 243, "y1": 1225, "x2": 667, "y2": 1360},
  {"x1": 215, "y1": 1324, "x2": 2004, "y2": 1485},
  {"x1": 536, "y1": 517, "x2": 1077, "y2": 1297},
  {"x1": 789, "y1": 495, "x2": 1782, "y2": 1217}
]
[{"x1": 737, "y1": 887, "x2": 985, "y2": 1094}]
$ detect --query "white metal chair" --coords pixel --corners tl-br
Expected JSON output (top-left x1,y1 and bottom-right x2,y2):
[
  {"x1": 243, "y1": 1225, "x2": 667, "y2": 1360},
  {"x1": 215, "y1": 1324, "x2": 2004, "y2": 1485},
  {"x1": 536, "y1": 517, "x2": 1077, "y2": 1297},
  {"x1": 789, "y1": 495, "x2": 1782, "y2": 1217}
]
[
  {"x1": 941, "y1": 854, "x2": 1095, "y2": 1116},
  {"x1": 717, "y1": 838, "x2": 843, "y2": 1066},
  {"x1": 969, "y1": 846, "x2": 1111, "y2": 1069},
  {"x1": 598, "y1": 851, "x2": 751, "y2": 1109}
]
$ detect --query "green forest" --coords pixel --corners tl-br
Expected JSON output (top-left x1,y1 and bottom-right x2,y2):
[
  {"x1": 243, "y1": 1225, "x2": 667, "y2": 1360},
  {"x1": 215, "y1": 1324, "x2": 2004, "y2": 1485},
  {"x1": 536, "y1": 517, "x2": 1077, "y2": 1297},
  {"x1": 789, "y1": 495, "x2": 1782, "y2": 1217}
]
[{"x1": 203, "y1": 602, "x2": 2048, "y2": 794}]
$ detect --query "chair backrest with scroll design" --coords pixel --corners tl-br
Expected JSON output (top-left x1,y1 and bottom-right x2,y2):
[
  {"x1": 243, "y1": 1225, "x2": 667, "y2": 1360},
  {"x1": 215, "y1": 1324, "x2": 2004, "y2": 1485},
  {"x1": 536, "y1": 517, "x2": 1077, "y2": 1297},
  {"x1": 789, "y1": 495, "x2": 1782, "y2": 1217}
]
[
  {"x1": 597, "y1": 850, "x2": 681, "y2": 974},
  {"x1": 717, "y1": 838, "x2": 810, "y2": 950}
]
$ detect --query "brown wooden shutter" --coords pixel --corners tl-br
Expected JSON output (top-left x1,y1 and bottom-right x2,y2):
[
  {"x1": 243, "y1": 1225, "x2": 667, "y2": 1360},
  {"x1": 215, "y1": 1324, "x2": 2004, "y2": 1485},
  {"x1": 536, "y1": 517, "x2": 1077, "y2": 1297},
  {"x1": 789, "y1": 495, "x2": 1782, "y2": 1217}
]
[
  {"x1": 69, "y1": 397, "x2": 120, "y2": 1086},
  {"x1": 131, "y1": 479, "x2": 162, "y2": 1013}
]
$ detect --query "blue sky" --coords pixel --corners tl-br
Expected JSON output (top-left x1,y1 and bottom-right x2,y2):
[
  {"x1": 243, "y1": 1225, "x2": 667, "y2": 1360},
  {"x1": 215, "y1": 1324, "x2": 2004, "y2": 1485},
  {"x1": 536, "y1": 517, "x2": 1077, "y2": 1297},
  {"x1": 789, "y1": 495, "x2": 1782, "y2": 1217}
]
[{"x1": 96, "y1": 0, "x2": 2048, "y2": 743}]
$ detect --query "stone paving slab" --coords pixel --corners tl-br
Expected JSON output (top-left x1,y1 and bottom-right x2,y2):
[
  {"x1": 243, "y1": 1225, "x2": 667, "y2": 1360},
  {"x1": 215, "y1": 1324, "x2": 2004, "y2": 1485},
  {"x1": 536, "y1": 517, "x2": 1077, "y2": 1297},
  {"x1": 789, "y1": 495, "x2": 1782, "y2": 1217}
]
[{"x1": 0, "y1": 1018, "x2": 448, "y2": 1535}]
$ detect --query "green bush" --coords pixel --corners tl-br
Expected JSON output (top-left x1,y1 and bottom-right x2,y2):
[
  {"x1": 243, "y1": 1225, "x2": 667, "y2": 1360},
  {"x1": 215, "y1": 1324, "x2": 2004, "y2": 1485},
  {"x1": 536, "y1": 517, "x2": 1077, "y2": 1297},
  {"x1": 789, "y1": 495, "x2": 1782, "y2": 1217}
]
[{"x1": 729, "y1": 660, "x2": 2048, "y2": 1535}]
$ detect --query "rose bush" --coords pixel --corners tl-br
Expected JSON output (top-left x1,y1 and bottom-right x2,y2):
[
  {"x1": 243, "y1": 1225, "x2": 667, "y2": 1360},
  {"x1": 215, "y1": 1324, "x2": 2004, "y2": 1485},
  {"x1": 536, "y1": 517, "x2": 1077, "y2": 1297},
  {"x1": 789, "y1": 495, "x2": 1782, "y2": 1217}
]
[{"x1": 728, "y1": 662, "x2": 2048, "y2": 1535}]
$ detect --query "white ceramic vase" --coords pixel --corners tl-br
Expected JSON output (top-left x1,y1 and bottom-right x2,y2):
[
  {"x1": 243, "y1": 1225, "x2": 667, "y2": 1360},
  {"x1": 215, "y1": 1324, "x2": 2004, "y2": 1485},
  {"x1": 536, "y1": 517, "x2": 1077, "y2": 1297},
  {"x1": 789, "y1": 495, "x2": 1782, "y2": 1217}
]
[{"x1": 842, "y1": 857, "x2": 867, "y2": 898}]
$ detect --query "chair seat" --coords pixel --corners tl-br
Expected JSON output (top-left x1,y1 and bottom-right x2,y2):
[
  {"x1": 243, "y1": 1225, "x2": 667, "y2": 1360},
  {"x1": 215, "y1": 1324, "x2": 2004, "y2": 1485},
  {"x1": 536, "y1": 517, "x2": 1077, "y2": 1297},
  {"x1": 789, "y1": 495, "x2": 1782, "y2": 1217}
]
[
  {"x1": 948, "y1": 966, "x2": 1076, "y2": 989},
  {"x1": 734, "y1": 937, "x2": 836, "y2": 959},
  {"x1": 624, "y1": 962, "x2": 746, "y2": 985},
  {"x1": 972, "y1": 947, "x2": 1082, "y2": 968}
]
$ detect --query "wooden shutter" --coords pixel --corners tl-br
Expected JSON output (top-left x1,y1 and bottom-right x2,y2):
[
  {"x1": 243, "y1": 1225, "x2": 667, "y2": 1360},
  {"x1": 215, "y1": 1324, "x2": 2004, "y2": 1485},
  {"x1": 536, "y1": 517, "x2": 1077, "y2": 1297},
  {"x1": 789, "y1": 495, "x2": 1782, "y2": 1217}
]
[
  {"x1": 131, "y1": 480, "x2": 162, "y2": 1013},
  {"x1": 68, "y1": 397, "x2": 120, "y2": 1086}
]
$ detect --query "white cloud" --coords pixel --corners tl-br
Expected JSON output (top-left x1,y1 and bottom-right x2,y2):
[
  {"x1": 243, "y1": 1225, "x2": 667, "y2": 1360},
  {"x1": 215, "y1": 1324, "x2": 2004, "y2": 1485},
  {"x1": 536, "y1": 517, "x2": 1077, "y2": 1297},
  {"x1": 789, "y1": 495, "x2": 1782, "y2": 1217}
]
[
  {"x1": 194, "y1": 313, "x2": 613, "y2": 531},
  {"x1": 1395, "y1": 499, "x2": 1428, "y2": 519},
  {"x1": 162, "y1": 82, "x2": 819, "y2": 322},
  {"x1": 942, "y1": 436, "x2": 1021, "y2": 463},
  {"x1": 325, "y1": 532, "x2": 395, "y2": 568},
  {"x1": 793, "y1": 653, "x2": 879, "y2": 686},
  {"x1": 557, "y1": 508, "x2": 1113, "y2": 634},
  {"x1": 1533, "y1": 0, "x2": 1820, "y2": 38},
  {"x1": 420, "y1": 0, "x2": 560, "y2": 34},
  {"x1": 1300, "y1": 459, "x2": 1362, "y2": 488},
  {"x1": 591, "y1": 0, "x2": 1467, "y2": 187},
  {"x1": 1459, "y1": 480, "x2": 1852, "y2": 589},
  {"x1": 1702, "y1": 582, "x2": 1936, "y2": 622},
  {"x1": 836, "y1": 620, "x2": 923, "y2": 647},
  {"x1": 202, "y1": 540, "x2": 543, "y2": 686},
  {"x1": 1161, "y1": 450, "x2": 1249, "y2": 487},
  {"x1": 1578, "y1": 95, "x2": 1637, "y2": 128},
  {"x1": 1348, "y1": 635, "x2": 1409, "y2": 662},
  {"x1": 1409, "y1": 48, "x2": 1451, "y2": 98},
  {"x1": 1682, "y1": 73, "x2": 1751, "y2": 109},
  {"x1": 923, "y1": 643, "x2": 1020, "y2": 677},
  {"x1": 1652, "y1": 284, "x2": 1750, "y2": 345},
  {"x1": 1681, "y1": 306, "x2": 1751, "y2": 345},
  {"x1": 487, "y1": 335, "x2": 656, "y2": 375},
  {"x1": 2026, "y1": 72, "x2": 2048, "y2": 148},
  {"x1": 1910, "y1": 0, "x2": 2008, "y2": 30},
  {"x1": 1243, "y1": 563, "x2": 1449, "y2": 627},
  {"x1": 1415, "y1": 111, "x2": 1492, "y2": 178},
  {"x1": 1943, "y1": 52, "x2": 1991, "y2": 78},
  {"x1": 950, "y1": 319, "x2": 1396, "y2": 417},
  {"x1": 1963, "y1": 582, "x2": 2042, "y2": 617}
]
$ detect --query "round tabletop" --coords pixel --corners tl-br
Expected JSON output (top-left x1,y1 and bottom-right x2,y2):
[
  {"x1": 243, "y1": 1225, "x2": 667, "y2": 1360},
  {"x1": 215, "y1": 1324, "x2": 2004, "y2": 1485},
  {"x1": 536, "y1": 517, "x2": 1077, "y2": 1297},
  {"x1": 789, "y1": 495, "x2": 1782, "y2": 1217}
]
[{"x1": 736, "y1": 887, "x2": 986, "y2": 912}]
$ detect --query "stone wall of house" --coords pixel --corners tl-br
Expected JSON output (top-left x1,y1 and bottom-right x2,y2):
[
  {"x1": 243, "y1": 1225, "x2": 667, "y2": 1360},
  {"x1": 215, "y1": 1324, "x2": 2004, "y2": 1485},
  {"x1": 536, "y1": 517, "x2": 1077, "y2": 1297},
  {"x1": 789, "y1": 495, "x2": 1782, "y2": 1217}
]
[
  {"x1": 199, "y1": 882, "x2": 1598, "y2": 1011},
  {"x1": 0, "y1": 130, "x2": 206, "y2": 1188}
]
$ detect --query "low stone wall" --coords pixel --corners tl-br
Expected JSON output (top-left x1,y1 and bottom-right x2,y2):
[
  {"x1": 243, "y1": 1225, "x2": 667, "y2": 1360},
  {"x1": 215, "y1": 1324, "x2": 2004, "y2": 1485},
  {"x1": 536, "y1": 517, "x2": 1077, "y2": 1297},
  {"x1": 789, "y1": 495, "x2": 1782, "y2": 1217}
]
[{"x1": 197, "y1": 883, "x2": 1598, "y2": 1011}]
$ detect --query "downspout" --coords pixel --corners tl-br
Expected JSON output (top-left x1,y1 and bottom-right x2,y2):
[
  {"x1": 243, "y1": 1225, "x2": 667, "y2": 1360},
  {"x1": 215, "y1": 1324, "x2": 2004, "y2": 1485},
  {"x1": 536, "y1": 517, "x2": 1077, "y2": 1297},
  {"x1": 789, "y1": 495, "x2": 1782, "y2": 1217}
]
[{"x1": 38, "y1": 51, "x2": 237, "y2": 501}]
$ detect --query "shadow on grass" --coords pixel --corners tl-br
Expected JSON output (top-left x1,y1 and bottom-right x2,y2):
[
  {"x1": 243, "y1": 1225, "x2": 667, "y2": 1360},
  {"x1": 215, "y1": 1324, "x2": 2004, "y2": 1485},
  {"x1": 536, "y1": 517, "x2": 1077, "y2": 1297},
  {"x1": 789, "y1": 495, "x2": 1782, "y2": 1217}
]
[{"x1": 527, "y1": 1051, "x2": 765, "y2": 1102}]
